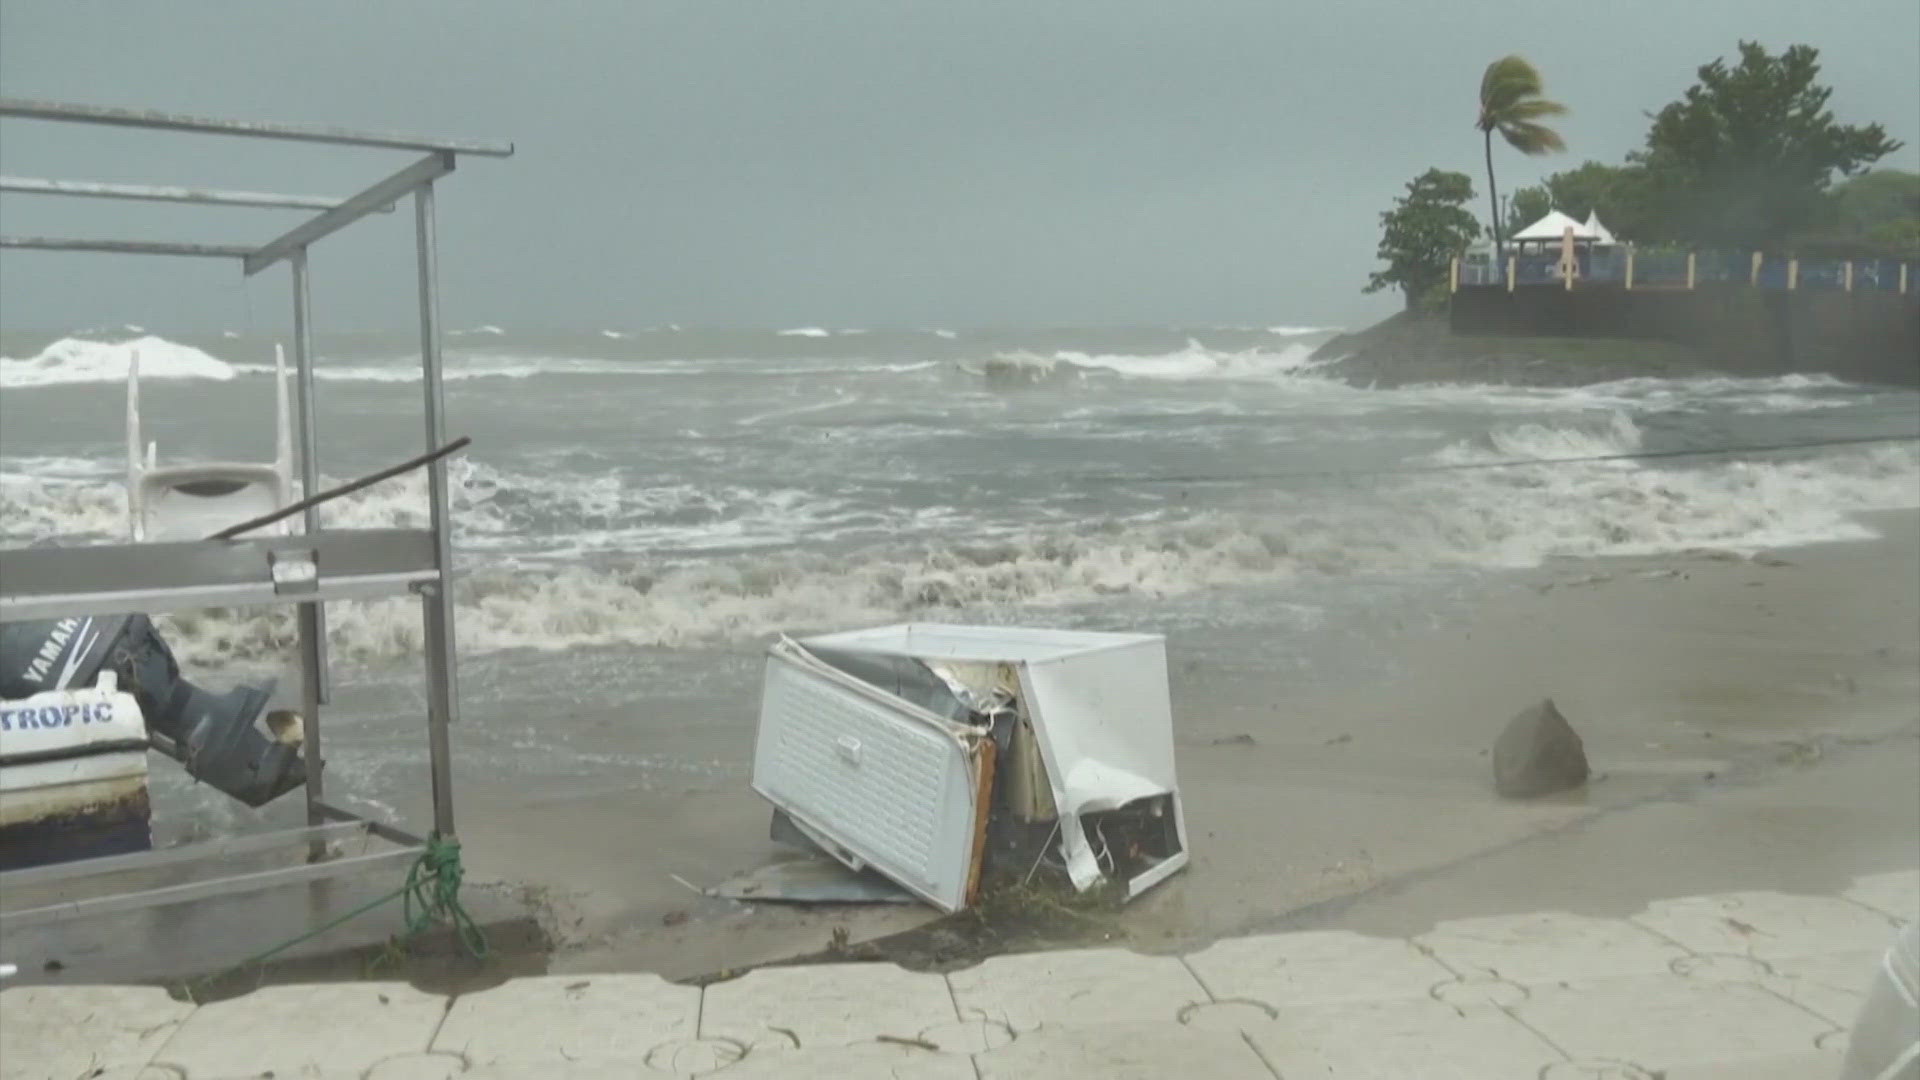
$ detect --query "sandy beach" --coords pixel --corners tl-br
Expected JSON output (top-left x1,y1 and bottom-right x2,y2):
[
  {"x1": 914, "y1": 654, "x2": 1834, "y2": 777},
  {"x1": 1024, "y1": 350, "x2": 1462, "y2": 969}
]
[{"x1": 439, "y1": 508, "x2": 1919, "y2": 980}]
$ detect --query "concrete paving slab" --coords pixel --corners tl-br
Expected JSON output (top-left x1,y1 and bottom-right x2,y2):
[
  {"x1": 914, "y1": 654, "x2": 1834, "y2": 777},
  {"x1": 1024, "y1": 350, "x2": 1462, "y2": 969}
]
[
  {"x1": 1845, "y1": 868, "x2": 1920, "y2": 923},
  {"x1": 1415, "y1": 910, "x2": 1688, "y2": 983},
  {"x1": 1655, "y1": 1048, "x2": 1846, "y2": 1079},
  {"x1": 637, "y1": 1035, "x2": 753, "y2": 1075},
  {"x1": 916, "y1": 1016, "x2": 1016, "y2": 1054},
  {"x1": 973, "y1": 1022, "x2": 1278, "y2": 1080},
  {"x1": 9, "y1": 872, "x2": 1907, "y2": 1079},
  {"x1": 432, "y1": 973, "x2": 700, "y2": 1069},
  {"x1": 1515, "y1": 974, "x2": 1834, "y2": 1070},
  {"x1": 1183, "y1": 929, "x2": 1455, "y2": 1005},
  {"x1": 0, "y1": 985, "x2": 194, "y2": 1080},
  {"x1": 1240, "y1": 997, "x2": 1559, "y2": 1079},
  {"x1": 1632, "y1": 890, "x2": 1902, "y2": 960},
  {"x1": 365, "y1": 1052, "x2": 466, "y2": 1080},
  {"x1": 151, "y1": 982, "x2": 444, "y2": 1079},
  {"x1": 1761, "y1": 949, "x2": 1881, "y2": 1028},
  {"x1": 718, "y1": 1041, "x2": 978, "y2": 1080},
  {"x1": 699, "y1": 962, "x2": 956, "y2": 1050},
  {"x1": 462, "y1": 1067, "x2": 671, "y2": 1080},
  {"x1": 1664, "y1": 949, "x2": 1871, "y2": 1028},
  {"x1": 946, "y1": 947, "x2": 1207, "y2": 1031}
]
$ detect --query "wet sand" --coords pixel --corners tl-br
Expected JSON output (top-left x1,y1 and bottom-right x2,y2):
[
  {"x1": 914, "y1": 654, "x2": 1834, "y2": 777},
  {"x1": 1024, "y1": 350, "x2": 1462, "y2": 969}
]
[{"x1": 450, "y1": 510, "x2": 1919, "y2": 979}]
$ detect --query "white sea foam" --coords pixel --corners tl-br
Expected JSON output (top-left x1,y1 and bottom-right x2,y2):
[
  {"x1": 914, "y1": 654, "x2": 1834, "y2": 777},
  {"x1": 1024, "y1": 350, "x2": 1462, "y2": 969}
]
[
  {"x1": 226, "y1": 354, "x2": 944, "y2": 383},
  {"x1": 1565, "y1": 373, "x2": 1865, "y2": 414},
  {"x1": 957, "y1": 346, "x2": 1877, "y2": 420},
  {"x1": 1, "y1": 336, "x2": 238, "y2": 388},
  {"x1": 200, "y1": 437, "x2": 1920, "y2": 664},
  {"x1": 452, "y1": 324, "x2": 506, "y2": 336},
  {"x1": 10, "y1": 418, "x2": 1909, "y2": 666},
  {"x1": 736, "y1": 392, "x2": 862, "y2": 427},
  {"x1": 6, "y1": 328, "x2": 1911, "y2": 669},
  {"x1": 269, "y1": 360, "x2": 574, "y2": 383},
  {"x1": 0, "y1": 455, "x2": 915, "y2": 559},
  {"x1": 600, "y1": 330, "x2": 628, "y2": 339},
  {"x1": 776, "y1": 327, "x2": 831, "y2": 338},
  {"x1": 1413, "y1": 416, "x2": 1920, "y2": 562},
  {"x1": 1267, "y1": 325, "x2": 1341, "y2": 335},
  {"x1": 0, "y1": 471, "x2": 130, "y2": 545},
  {"x1": 1428, "y1": 410, "x2": 1646, "y2": 465},
  {"x1": 931, "y1": 329, "x2": 959, "y2": 340},
  {"x1": 975, "y1": 341, "x2": 1329, "y2": 384}
]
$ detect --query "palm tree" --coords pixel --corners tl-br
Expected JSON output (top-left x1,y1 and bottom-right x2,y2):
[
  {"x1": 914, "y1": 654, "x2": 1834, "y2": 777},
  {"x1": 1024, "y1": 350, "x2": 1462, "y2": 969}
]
[{"x1": 1478, "y1": 56, "x2": 1567, "y2": 263}]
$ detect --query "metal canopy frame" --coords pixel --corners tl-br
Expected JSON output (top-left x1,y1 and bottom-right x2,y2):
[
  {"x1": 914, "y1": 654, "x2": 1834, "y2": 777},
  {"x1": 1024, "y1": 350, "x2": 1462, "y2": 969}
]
[{"x1": 0, "y1": 99, "x2": 512, "y2": 931}]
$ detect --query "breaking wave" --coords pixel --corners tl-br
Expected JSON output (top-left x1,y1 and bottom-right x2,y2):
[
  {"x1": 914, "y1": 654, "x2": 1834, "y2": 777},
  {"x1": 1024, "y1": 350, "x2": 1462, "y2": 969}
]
[
  {"x1": 8, "y1": 416, "x2": 1912, "y2": 667},
  {"x1": 231, "y1": 355, "x2": 946, "y2": 383},
  {"x1": 0, "y1": 456, "x2": 943, "y2": 559},
  {"x1": 968, "y1": 341, "x2": 1328, "y2": 385},
  {"x1": 1430, "y1": 409, "x2": 1645, "y2": 464},
  {"x1": 172, "y1": 436, "x2": 1920, "y2": 666},
  {"x1": 1, "y1": 336, "x2": 238, "y2": 388},
  {"x1": 8, "y1": 328, "x2": 1915, "y2": 670}
]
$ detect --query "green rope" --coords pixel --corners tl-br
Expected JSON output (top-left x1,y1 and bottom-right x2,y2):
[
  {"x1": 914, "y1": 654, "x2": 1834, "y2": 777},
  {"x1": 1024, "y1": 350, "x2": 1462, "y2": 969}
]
[
  {"x1": 402, "y1": 833, "x2": 489, "y2": 959},
  {"x1": 184, "y1": 833, "x2": 487, "y2": 998}
]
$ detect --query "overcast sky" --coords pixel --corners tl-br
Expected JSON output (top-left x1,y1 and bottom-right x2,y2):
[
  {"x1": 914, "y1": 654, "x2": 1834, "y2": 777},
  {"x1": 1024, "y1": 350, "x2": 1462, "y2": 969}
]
[{"x1": 2, "y1": 1, "x2": 1916, "y2": 333}]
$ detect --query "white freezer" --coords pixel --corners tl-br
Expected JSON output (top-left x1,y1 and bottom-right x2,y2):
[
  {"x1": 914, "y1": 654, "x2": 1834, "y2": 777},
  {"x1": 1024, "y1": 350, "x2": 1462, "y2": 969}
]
[{"x1": 750, "y1": 623, "x2": 1189, "y2": 911}]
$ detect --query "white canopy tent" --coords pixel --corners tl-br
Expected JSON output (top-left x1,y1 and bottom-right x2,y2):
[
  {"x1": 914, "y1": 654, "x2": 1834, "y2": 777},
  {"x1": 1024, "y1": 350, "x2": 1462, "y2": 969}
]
[{"x1": 1510, "y1": 209, "x2": 1618, "y2": 245}]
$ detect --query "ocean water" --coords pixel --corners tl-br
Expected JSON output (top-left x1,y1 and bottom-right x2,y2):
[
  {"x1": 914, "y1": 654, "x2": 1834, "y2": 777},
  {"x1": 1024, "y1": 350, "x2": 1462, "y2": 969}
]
[{"x1": 4, "y1": 326, "x2": 1918, "y2": 831}]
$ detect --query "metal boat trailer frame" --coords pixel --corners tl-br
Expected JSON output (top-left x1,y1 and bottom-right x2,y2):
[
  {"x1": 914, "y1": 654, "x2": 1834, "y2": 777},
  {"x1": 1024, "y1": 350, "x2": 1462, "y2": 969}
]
[{"x1": 0, "y1": 100, "x2": 512, "y2": 934}]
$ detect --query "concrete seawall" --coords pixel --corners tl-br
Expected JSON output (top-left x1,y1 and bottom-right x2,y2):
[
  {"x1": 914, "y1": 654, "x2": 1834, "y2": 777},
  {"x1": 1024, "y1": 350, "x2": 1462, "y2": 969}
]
[{"x1": 1450, "y1": 285, "x2": 1920, "y2": 387}]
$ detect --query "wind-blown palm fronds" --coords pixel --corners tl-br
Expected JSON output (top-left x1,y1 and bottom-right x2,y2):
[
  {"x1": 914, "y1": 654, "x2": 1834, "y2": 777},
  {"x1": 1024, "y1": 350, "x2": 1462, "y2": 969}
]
[{"x1": 1478, "y1": 56, "x2": 1568, "y2": 259}]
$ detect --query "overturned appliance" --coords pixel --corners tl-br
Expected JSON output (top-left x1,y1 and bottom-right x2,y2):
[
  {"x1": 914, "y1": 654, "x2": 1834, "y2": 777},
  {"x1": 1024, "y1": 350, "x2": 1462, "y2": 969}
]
[{"x1": 750, "y1": 624, "x2": 1189, "y2": 912}]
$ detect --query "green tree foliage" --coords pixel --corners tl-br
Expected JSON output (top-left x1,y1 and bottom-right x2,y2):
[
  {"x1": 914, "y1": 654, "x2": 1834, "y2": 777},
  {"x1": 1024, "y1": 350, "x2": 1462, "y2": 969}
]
[
  {"x1": 1630, "y1": 42, "x2": 1901, "y2": 247},
  {"x1": 1477, "y1": 56, "x2": 1567, "y2": 259},
  {"x1": 1825, "y1": 169, "x2": 1920, "y2": 250},
  {"x1": 1504, "y1": 186, "x2": 1552, "y2": 238},
  {"x1": 1541, "y1": 161, "x2": 1651, "y2": 235},
  {"x1": 1506, "y1": 165, "x2": 1645, "y2": 239},
  {"x1": 1366, "y1": 168, "x2": 1481, "y2": 310}
]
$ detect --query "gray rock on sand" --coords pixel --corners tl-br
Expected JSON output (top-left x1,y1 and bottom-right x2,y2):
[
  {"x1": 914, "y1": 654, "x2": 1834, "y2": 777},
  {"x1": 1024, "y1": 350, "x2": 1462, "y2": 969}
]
[{"x1": 1493, "y1": 698, "x2": 1590, "y2": 798}]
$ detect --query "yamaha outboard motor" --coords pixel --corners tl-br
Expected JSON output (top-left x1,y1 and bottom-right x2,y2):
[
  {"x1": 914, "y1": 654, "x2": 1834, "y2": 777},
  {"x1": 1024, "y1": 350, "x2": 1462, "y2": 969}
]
[{"x1": 0, "y1": 615, "x2": 304, "y2": 807}]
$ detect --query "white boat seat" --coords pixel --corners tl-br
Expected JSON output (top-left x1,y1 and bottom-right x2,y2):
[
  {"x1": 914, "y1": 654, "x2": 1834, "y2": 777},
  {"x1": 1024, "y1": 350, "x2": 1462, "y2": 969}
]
[{"x1": 136, "y1": 464, "x2": 292, "y2": 542}]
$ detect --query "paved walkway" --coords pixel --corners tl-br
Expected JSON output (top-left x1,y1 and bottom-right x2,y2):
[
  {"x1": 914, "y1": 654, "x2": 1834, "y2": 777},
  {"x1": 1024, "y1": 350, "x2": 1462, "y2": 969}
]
[{"x1": 4, "y1": 870, "x2": 1913, "y2": 1080}]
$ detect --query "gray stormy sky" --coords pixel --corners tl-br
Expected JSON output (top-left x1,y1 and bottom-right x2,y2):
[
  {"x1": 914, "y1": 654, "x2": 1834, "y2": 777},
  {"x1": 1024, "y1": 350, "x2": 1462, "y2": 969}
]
[{"x1": 2, "y1": 1, "x2": 1916, "y2": 334}]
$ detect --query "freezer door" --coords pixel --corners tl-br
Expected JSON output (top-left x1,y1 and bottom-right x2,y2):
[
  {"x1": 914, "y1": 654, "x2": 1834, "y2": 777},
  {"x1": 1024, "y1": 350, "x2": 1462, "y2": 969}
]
[{"x1": 751, "y1": 641, "x2": 986, "y2": 912}]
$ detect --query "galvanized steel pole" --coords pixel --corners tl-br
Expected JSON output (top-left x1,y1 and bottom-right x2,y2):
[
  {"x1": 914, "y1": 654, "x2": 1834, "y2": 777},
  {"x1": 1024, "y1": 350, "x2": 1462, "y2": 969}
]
[
  {"x1": 0, "y1": 98, "x2": 514, "y2": 157},
  {"x1": 0, "y1": 236, "x2": 255, "y2": 258},
  {"x1": 289, "y1": 249, "x2": 330, "y2": 840},
  {"x1": 414, "y1": 180, "x2": 460, "y2": 839},
  {"x1": 0, "y1": 175, "x2": 391, "y2": 213}
]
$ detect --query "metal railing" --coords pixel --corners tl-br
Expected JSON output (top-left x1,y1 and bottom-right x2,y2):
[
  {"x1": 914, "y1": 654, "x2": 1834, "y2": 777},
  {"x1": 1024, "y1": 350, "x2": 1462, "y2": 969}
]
[{"x1": 1452, "y1": 246, "x2": 1916, "y2": 295}]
